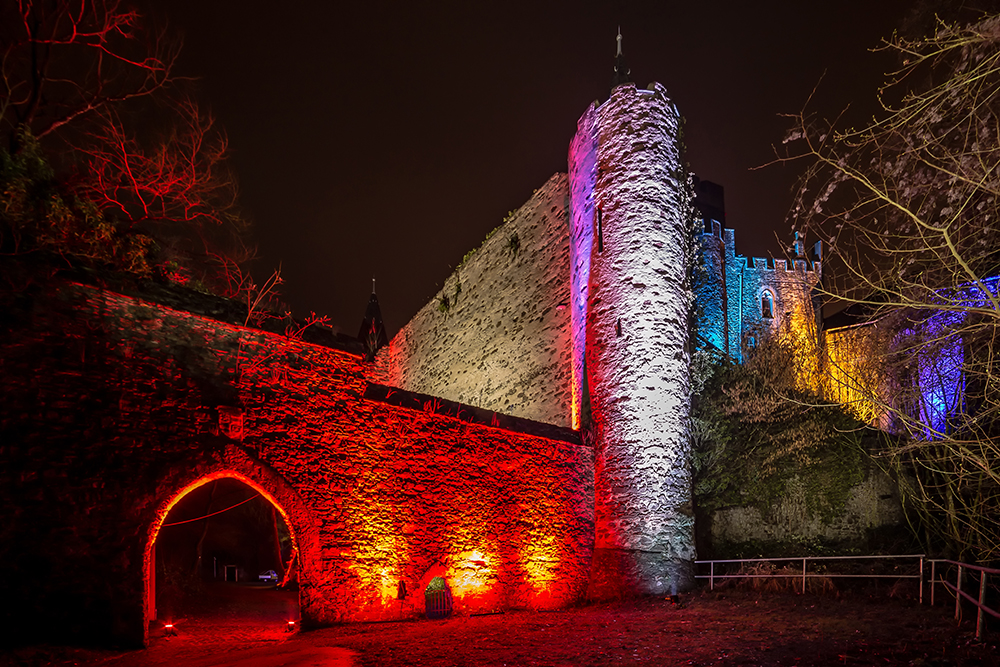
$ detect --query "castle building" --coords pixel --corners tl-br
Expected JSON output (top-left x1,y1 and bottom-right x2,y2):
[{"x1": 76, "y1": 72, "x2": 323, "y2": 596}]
[
  {"x1": 0, "y1": 34, "x2": 912, "y2": 648},
  {"x1": 694, "y1": 180, "x2": 822, "y2": 369},
  {"x1": 374, "y1": 33, "x2": 825, "y2": 596}
]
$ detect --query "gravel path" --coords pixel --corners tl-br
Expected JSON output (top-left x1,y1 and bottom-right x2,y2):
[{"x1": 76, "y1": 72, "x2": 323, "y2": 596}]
[{"x1": 5, "y1": 586, "x2": 997, "y2": 666}]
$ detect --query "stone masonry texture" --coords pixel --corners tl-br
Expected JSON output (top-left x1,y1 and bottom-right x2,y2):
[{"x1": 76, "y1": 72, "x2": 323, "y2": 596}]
[
  {"x1": 0, "y1": 280, "x2": 594, "y2": 648},
  {"x1": 370, "y1": 174, "x2": 573, "y2": 429},
  {"x1": 0, "y1": 72, "x2": 914, "y2": 654},
  {"x1": 570, "y1": 83, "x2": 695, "y2": 597}
]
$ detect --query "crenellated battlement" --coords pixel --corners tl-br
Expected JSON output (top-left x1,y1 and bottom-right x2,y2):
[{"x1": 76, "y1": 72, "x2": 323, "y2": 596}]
[
  {"x1": 698, "y1": 220, "x2": 821, "y2": 276},
  {"x1": 695, "y1": 212, "x2": 822, "y2": 366},
  {"x1": 703, "y1": 219, "x2": 724, "y2": 240},
  {"x1": 743, "y1": 256, "x2": 822, "y2": 276}
]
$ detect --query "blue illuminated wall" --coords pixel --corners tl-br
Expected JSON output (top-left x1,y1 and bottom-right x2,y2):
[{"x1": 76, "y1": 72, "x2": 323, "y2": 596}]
[
  {"x1": 911, "y1": 313, "x2": 965, "y2": 439},
  {"x1": 695, "y1": 219, "x2": 822, "y2": 366},
  {"x1": 903, "y1": 276, "x2": 998, "y2": 439},
  {"x1": 822, "y1": 277, "x2": 998, "y2": 439}
]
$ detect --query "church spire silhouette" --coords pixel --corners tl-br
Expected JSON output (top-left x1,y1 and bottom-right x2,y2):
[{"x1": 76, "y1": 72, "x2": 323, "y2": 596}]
[{"x1": 358, "y1": 278, "x2": 388, "y2": 362}]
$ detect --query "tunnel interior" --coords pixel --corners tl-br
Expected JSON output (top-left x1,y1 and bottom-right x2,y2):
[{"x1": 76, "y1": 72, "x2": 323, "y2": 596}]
[{"x1": 148, "y1": 476, "x2": 299, "y2": 637}]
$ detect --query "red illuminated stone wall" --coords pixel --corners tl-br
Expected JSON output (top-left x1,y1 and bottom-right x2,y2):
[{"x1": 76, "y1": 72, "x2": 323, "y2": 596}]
[{"x1": 0, "y1": 279, "x2": 593, "y2": 648}]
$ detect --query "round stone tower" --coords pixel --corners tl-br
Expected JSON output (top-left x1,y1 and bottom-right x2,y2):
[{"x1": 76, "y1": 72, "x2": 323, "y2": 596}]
[{"x1": 568, "y1": 73, "x2": 695, "y2": 597}]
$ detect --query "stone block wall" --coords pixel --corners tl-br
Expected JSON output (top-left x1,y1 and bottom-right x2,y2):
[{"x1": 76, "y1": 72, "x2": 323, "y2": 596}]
[
  {"x1": 707, "y1": 468, "x2": 906, "y2": 556},
  {"x1": 569, "y1": 83, "x2": 695, "y2": 597},
  {"x1": 369, "y1": 173, "x2": 573, "y2": 428},
  {"x1": 695, "y1": 221, "x2": 730, "y2": 357},
  {"x1": 741, "y1": 255, "x2": 822, "y2": 393},
  {"x1": 696, "y1": 221, "x2": 822, "y2": 375},
  {"x1": 823, "y1": 322, "x2": 894, "y2": 428},
  {"x1": 0, "y1": 280, "x2": 593, "y2": 648}
]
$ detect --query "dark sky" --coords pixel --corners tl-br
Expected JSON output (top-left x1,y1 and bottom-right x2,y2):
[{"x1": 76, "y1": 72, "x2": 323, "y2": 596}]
[{"x1": 167, "y1": 0, "x2": 912, "y2": 336}]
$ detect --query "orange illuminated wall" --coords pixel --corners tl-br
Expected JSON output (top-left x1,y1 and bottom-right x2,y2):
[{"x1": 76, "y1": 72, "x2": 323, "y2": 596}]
[
  {"x1": 777, "y1": 285, "x2": 821, "y2": 395},
  {"x1": 822, "y1": 322, "x2": 891, "y2": 428},
  {"x1": 225, "y1": 300, "x2": 595, "y2": 622},
  {"x1": 317, "y1": 383, "x2": 594, "y2": 621}
]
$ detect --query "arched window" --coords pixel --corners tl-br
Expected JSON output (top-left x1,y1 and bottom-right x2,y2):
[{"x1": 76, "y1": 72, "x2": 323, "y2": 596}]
[{"x1": 761, "y1": 291, "x2": 774, "y2": 320}]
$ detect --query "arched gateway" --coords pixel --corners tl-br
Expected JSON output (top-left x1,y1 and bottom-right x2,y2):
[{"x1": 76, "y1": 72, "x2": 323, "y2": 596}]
[
  {"x1": 144, "y1": 464, "x2": 317, "y2": 642},
  {"x1": 0, "y1": 280, "x2": 591, "y2": 647}
]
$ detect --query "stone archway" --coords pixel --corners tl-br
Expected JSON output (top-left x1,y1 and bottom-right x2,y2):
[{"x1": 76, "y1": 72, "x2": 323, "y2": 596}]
[{"x1": 141, "y1": 448, "x2": 321, "y2": 645}]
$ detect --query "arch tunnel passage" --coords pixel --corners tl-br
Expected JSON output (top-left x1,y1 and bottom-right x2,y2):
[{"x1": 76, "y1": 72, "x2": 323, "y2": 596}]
[{"x1": 149, "y1": 477, "x2": 299, "y2": 638}]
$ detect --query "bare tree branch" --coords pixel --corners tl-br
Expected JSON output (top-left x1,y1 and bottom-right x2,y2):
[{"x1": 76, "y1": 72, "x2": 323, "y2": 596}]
[{"x1": 786, "y1": 14, "x2": 1000, "y2": 560}]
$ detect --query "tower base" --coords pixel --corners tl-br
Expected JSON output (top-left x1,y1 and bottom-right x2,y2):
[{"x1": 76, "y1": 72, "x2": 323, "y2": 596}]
[{"x1": 586, "y1": 548, "x2": 695, "y2": 600}]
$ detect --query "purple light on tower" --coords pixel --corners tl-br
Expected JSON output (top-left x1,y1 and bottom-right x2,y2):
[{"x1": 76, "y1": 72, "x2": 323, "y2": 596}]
[{"x1": 569, "y1": 75, "x2": 695, "y2": 597}]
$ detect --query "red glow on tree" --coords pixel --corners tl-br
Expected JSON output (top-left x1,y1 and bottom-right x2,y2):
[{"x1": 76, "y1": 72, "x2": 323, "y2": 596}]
[
  {"x1": 2, "y1": 0, "x2": 178, "y2": 144},
  {"x1": 1, "y1": 1, "x2": 251, "y2": 292},
  {"x1": 73, "y1": 100, "x2": 247, "y2": 265}
]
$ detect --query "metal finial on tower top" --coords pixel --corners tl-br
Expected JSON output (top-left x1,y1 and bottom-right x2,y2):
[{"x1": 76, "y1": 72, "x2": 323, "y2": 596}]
[{"x1": 611, "y1": 28, "x2": 631, "y2": 90}]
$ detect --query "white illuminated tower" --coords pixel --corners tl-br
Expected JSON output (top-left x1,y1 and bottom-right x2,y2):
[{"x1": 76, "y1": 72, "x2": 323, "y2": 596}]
[{"x1": 568, "y1": 33, "x2": 694, "y2": 596}]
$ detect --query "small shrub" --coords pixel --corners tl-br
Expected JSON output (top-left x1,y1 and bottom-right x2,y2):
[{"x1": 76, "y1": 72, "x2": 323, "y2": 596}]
[
  {"x1": 506, "y1": 233, "x2": 520, "y2": 256},
  {"x1": 716, "y1": 561, "x2": 836, "y2": 595}
]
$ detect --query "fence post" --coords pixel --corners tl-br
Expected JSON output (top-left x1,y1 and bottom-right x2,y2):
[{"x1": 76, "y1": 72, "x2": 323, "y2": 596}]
[
  {"x1": 802, "y1": 558, "x2": 807, "y2": 595},
  {"x1": 977, "y1": 572, "x2": 987, "y2": 641},
  {"x1": 955, "y1": 565, "x2": 963, "y2": 621},
  {"x1": 710, "y1": 561, "x2": 715, "y2": 592},
  {"x1": 919, "y1": 557, "x2": 924, "y2": 605},
  {"x1": 931, "y1": 560, "x2": 936, "y2": 606}
]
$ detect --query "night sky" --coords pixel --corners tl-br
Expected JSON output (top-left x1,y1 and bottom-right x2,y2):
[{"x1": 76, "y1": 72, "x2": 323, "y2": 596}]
[{"x1": 168, "y1": 0, "x2": 913, "y2": 336}]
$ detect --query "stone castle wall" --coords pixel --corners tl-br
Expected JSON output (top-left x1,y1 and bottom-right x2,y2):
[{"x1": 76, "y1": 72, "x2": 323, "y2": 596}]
[
  {"x1": 0, "y1": 280, "x2": 593, "y2": 647},
  {"x1": 370, "y1": 174, "x2": 574, "y2": 428},
  {"x1": 380, "y1": 82, "x2": 859, "y2": 598},
  {"x1": 708, "y1": 469, "x2": 906, "y2": 554},
  {"x1": 570, "y1": 83, "x2": 695, "y2": 596},
  {"x1": 697, "y1": 220, "x2": 821, "y2": 390},
  {"x1": 693, "y1": 222, "x2": 910, "y2": 557},
  {"x1": 0, "y1": 57, "x2": 922, "y2": 652}
]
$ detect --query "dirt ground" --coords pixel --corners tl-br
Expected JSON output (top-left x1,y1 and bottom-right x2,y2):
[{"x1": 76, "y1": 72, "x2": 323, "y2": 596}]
[{"x1": 5, "y1": 584, "x2": 998, "y2": 666}]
